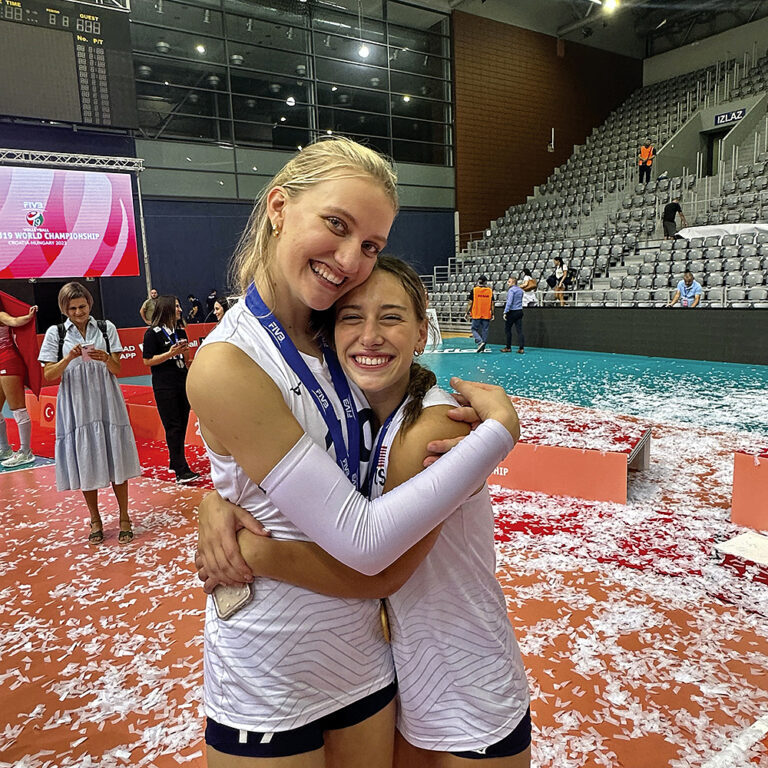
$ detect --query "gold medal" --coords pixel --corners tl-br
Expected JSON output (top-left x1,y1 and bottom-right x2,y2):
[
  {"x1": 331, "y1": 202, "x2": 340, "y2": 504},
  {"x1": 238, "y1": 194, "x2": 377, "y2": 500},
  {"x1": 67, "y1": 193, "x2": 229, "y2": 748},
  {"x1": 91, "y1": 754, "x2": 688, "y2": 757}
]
[{"x1": 379, "y1": 600, "x2": 391, "y2": 644}]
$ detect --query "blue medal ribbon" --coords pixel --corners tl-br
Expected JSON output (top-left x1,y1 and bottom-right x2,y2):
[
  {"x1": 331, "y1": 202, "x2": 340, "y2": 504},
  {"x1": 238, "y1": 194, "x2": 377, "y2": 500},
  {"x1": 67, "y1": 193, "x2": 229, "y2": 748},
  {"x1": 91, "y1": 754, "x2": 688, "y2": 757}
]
[
  {"x1": 160, "y1": 326, "x2": 186, "y2": 367},
  {"x1": 245, "y1": 283, "x2": 361, "y2": 489},
  {"x1": 365, "y1": 396, "x2": 407, "y2": 498}
]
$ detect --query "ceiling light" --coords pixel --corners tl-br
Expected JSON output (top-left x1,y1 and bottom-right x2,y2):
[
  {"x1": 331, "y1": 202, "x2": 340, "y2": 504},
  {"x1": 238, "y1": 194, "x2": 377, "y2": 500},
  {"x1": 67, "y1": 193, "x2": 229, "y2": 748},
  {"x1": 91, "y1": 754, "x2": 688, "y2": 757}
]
[
  {"x1": 280, "y1": 116, "x2": 286, "y2": 122},
  {"x1": 358, "y1": 44, "x2": 370, "y2": 58},
  {"x1": 604, "y1": 0, "x2": 618, "y2": 11},
  {"x1": 331, "y1": 86, "x2": 338, "y2": 91},
  {"x1": 297, "y1": 145, "x2": 303, "y2": 150},
  {"x1": 655, "y1": 18, "x2": 667, "y2": 29},
  {"x1": 230, "y1": 53, "x2": 244, "y2": 65},
  {"x1": 155, "y1": 40, "x2": 171, "y2": 53},
  {"x1": 402, "y1": 95, "x2": 411, "y2": 102},
  {"x1": 195, "y1": 44, "x2": 206, "y2": 54},
  {"x1": 327, "y1": 129, "x2": 333, "y2": 134},
  {"x1": 286, "y1": 96, "x2": 296, "y2": 106}
]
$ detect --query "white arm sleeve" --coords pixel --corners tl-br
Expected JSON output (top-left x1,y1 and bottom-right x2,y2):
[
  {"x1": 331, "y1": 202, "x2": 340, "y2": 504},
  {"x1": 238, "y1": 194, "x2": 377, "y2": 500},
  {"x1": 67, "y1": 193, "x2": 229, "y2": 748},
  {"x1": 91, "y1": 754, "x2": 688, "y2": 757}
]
[{"x1": 261, "y1": 419, "x2": 514, "y2": 574}]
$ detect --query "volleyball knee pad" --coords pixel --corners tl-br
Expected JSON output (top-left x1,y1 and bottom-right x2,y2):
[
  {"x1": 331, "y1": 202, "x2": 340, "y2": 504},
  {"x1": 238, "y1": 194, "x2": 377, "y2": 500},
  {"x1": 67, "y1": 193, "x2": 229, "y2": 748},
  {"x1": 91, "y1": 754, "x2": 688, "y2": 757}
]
[{"x1": 262, "y1": 419, "x2": 515, "y2": 575}]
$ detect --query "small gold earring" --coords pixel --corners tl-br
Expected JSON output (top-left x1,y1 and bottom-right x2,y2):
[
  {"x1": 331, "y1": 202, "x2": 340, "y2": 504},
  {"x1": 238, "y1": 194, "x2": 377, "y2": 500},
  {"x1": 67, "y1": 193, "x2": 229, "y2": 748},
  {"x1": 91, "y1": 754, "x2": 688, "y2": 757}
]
[{"x1": 272, "y1": 226, "x2": 280, "y2": 238}]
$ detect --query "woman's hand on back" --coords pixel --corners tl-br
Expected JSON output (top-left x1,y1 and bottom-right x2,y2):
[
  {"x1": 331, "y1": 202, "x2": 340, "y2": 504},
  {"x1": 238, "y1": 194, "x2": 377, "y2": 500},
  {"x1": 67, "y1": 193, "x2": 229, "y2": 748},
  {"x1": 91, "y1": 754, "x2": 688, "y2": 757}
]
[{"x1": 196, "y1": 491, "x2": 270, "y2": 587}]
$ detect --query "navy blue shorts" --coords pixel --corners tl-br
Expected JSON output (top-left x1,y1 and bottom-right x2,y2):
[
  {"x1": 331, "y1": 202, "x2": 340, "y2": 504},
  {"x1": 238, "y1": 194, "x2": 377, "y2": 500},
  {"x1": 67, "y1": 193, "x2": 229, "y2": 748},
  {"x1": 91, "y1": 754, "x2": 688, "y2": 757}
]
[
  {"x1": 449, "y1": 707, "x2": 531, "y2": 760},
  {"x1": 205, "y1": 680, "x2": 397, "y2": 758}
]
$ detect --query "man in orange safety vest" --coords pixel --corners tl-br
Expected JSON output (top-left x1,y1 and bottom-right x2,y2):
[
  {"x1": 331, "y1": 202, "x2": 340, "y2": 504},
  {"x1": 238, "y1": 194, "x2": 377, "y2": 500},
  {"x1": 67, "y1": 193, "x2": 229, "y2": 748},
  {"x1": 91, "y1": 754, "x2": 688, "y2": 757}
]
[
  {"x1": 638, "y1": 138, "x2": 655, "y2": 184},
  {"x1": 465, "y1": 275, "x2": 495, "y2": 353}
]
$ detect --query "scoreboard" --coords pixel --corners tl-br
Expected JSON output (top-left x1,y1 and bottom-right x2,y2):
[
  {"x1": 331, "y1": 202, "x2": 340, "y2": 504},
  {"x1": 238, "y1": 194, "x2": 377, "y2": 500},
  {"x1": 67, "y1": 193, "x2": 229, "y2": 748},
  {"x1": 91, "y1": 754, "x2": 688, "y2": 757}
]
[{"x1": 0, "y1": 0, "x2": 137, "y2": 128}]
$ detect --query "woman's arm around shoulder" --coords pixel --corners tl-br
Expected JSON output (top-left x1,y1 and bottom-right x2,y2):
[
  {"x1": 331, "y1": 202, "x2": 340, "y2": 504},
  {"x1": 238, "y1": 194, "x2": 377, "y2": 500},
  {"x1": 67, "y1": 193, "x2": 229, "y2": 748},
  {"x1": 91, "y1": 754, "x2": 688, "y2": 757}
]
[
  {"x1": 386, "y1": 405, "x2": 470, "y2": 491},
  {"x1": 229, "y1": 406, "x2": 471, "y2": 598}
]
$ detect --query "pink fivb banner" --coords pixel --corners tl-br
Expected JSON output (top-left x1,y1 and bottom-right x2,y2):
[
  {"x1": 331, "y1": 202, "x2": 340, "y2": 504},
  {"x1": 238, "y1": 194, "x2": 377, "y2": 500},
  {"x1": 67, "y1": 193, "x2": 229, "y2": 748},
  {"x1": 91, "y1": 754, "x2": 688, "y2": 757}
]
[{"x1": 0, "y1": 166, "x2": 139, "y2": 278}]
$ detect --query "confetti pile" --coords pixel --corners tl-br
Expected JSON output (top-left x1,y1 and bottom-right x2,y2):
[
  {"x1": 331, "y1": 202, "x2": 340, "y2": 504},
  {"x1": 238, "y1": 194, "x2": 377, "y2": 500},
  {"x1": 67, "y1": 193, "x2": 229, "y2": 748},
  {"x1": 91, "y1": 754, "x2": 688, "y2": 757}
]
[{"x1": 1, "y1": 396, "x2": 767, "y2": 767}]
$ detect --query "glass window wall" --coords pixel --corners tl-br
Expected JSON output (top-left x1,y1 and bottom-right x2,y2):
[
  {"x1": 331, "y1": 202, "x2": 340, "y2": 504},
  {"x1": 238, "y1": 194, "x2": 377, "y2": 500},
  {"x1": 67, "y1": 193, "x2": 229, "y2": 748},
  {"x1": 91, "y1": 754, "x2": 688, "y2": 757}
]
[{"x1": 130, "y1": 0, "x2": 452, "y2": 165}]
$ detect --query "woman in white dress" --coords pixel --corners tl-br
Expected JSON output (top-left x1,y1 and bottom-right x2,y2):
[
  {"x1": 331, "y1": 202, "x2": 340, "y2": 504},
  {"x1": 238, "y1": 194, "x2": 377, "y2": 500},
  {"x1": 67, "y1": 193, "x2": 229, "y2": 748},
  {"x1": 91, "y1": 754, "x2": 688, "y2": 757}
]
[{"x1": 38, "y1": 282, "x2": 140, "y2": 544}]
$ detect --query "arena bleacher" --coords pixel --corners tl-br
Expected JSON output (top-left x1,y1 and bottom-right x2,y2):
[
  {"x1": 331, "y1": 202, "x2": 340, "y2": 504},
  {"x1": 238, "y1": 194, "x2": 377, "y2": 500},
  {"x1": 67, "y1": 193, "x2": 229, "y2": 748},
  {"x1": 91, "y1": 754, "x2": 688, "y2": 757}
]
[{"x1": 430, "y1": 52, "x2": 768, "y2": 324}]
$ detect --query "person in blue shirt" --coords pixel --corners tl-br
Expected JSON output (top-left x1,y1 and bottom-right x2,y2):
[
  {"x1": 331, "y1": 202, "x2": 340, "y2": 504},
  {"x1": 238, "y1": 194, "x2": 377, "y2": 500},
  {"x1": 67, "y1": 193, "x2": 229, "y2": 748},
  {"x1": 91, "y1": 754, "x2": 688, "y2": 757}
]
[
  {"x1": 501, "y1": 276, "x2": 525, "y2": 354},
  {"x1": 667, "y1": 270, "x2": 702, "y2": 308}
]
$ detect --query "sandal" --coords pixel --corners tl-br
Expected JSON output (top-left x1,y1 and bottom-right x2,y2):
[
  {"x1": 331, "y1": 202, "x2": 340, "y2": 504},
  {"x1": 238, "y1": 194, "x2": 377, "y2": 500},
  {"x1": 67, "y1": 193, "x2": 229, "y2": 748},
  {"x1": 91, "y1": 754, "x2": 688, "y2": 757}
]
[
  {"x1": 118, "y1": 526, "x2": 134, "y2": 544},
  {"x1": 88, "y1": 527, "x2": 104, "y2": 545}
]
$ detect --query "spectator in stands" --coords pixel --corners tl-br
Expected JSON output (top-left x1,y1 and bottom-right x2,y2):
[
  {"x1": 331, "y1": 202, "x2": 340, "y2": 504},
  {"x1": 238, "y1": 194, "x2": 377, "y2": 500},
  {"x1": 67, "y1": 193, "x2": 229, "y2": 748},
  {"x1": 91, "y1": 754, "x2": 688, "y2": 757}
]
[
  {"x1": 552, "y1": 256, "x2": 571, "y2": 307},
  {"x1": 662, "y1": 198, "x2": 687, "y2": 239},
  {"x1": 520, "y1": 268, "x2": 538, "y2": 307},
  {"x1": 465, "y1": 274, "x2": 494, "y2": 353},
  {"x1": 38, "y1": 282, "x2": 140, "y2": 545},
  {"x1": 139, "y1": 288, "x2": 158, "y2": 325},
  {"x1": 501, "y1": 276, "x2": 525, "y2": 354},
  {"x1": 187, "y1": 293, "x2": 203, "y2": 323},
  {"x1": 667, "y1": 270, "x2": 702, "y2": 308},
  {"x1": 638, "y1": 138, "x2": 655, "y2": 184},
  {"x1": 143, "y1": 295, "x2": 199, "y2": 485},
  {"x1": 213, "y1": 297, "x2": 231, "y2": 322}
]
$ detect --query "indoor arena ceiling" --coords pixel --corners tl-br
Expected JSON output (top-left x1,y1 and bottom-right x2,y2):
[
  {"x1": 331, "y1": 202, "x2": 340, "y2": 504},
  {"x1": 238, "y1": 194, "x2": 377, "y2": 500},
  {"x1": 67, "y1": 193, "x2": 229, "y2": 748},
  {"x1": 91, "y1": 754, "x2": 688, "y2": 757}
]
[{"x1": 312, "y1": 0, "x2": 768, "y2": 59}]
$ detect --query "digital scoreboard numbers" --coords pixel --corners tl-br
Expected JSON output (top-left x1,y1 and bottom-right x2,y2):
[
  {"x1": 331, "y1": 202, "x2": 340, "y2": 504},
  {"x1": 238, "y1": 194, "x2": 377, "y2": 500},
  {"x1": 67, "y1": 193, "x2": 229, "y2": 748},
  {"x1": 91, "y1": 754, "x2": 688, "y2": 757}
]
[{"x1": 0, "y1": 0, "x2": 137, "y2": 128}]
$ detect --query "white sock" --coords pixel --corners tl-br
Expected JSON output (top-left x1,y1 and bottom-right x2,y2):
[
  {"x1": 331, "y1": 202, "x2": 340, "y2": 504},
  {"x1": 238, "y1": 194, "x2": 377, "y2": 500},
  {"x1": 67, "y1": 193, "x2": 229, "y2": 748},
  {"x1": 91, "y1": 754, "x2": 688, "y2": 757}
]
[
  {"x1": 12, "y1": 408, "x2": 32, "y2": 454},
  {"x1": 0, "y1": 414, "x2": 9, "y2": 451}
]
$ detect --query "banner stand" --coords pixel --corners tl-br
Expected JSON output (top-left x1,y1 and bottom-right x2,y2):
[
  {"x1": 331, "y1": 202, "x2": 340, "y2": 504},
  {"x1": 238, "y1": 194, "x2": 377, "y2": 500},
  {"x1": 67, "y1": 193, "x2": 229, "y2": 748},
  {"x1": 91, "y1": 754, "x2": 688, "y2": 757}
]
[{"x1": 0, "y1": 147, "x2": 149, "y2": 293}]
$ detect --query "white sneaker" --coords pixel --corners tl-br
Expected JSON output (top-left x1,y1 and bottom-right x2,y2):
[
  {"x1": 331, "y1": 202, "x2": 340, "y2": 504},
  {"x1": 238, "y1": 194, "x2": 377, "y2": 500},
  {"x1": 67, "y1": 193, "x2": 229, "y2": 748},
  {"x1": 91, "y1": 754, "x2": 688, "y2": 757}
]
[
  {"x1": 0, "y1": 446, "x2": 12, "y2": 462},
  {"x1": 1, "y1": 450, "x2": 35, "y2": 468}
]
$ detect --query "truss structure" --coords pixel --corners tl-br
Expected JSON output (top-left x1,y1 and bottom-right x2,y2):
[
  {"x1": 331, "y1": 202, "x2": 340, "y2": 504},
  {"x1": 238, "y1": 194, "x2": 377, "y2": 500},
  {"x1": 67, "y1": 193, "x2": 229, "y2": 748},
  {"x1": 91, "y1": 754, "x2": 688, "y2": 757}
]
[
  {"x1": 62, "y1": 0, "x2": 130, "y2": 12},
  {"x1": 0, "y1": 149, "x2": 143, "y2": 172}
]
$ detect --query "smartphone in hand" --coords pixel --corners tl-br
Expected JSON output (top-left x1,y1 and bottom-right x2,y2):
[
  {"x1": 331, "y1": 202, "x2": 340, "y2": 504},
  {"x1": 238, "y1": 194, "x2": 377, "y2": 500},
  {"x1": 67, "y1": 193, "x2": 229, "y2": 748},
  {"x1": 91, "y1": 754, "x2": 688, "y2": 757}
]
[
  {"x1": 80, "y1": 343, "x2": 95, "y2": 361},
  {"x1": 213, "y1": 583, "x2": 252, "y2": 620}
]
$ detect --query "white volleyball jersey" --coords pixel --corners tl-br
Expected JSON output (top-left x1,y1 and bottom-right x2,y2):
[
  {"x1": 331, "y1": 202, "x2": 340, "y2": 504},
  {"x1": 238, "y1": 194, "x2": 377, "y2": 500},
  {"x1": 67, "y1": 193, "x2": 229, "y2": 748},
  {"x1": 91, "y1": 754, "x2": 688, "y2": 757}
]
[
  {"x1": 372, "y1": 386, "x2": 529, "y2": 751},
  {"x1": 201, "y1": 299, "x2": 394, "y2": 732}
]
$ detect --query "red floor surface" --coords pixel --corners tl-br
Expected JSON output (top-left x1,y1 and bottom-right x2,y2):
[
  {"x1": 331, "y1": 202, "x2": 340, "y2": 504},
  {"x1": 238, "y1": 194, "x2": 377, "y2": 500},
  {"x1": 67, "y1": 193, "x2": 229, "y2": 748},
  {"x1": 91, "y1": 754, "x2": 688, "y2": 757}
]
[{"x1": 1, "y1": 400, "x2": 767, "y2": 767}]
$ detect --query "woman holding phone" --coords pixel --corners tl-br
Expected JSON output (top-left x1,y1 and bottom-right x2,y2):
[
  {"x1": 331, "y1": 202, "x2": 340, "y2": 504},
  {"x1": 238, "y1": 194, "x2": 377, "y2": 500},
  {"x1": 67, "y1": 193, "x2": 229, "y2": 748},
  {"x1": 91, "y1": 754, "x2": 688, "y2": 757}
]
[
  {"x1": 142, "y1": 295, "x2": 198, "y2": 484},
  {"x1": 38, "y1": 282, "x2": 140, "y2": 544}
]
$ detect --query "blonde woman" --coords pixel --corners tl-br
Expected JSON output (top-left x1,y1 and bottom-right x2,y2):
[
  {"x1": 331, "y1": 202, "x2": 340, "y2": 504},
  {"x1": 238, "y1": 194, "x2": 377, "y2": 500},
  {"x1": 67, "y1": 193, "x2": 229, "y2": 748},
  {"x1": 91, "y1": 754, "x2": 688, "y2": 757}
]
[
  {"x1": 188, "y1": 138, "x2": 519, "y2": 765},
  {"x1": 38, "y1": 282, "x2": 140, "y2": 544}
]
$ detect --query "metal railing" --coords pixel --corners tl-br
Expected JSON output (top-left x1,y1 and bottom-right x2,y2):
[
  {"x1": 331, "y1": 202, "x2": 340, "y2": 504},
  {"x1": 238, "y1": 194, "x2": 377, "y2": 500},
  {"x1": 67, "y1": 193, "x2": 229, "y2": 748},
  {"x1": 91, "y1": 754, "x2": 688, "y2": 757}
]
[{"x1": 430, "y1": 288, "x2": 767, "y2": 320}]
